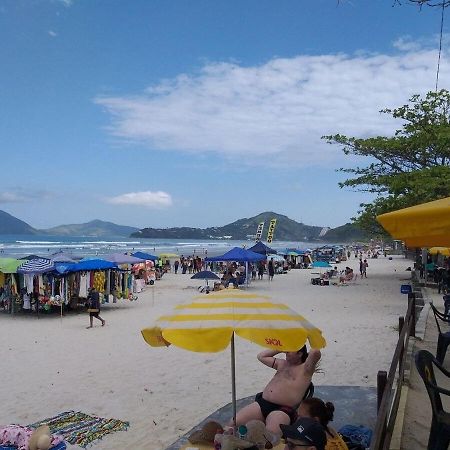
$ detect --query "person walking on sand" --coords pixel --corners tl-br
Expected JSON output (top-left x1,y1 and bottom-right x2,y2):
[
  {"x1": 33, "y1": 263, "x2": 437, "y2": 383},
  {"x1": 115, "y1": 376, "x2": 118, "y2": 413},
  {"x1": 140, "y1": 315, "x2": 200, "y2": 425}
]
[
  {"x1": 86, "y1": 287, "x2": 105, "y2": 329},
  {"x1": 231, "y1": 346, "x2": 321, "y2": 436},
  {"x1": 268, "y1": 258, "x2": 275, "y2": 281},
  {"x1": 362, "y1": 259, "x2": 368, "y2": 278}
]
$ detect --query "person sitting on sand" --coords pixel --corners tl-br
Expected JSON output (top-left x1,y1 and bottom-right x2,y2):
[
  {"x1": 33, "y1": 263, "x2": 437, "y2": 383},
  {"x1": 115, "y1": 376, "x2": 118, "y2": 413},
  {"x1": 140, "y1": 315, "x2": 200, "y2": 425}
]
[
  {"x1": 297, "y1": 397, "x2": 349, "y2": 450},
  {"x1": 231, "y1": 346, "x2": 321, "y2": 436}
]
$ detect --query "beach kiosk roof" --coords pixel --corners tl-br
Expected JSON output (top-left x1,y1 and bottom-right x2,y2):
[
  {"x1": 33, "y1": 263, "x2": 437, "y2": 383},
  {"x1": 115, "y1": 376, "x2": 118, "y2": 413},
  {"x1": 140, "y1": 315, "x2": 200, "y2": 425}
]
[
  {"x1": 57, "y1": 259, "x2": 118, "y2": 274},
  {"x1": 377, "y1": 196, "x2": 450, "y2": 247}
]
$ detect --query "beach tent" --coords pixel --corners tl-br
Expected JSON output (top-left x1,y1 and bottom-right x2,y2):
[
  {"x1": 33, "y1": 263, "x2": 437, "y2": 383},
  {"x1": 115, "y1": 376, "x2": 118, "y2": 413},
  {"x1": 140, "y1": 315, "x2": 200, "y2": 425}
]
[
  {"x1": 377, "y1": 197, "x2": 450, "y2": 247},
  {"x1": 141, "y1": 289, "x2": 326, "y2": 425},
  {"x1": 205, "y1": 247, "x2": 266, "y2": 263},
  {"x1": 17, "y1": 258, "x2": 55, "y2": 274},
  {"x1": 248, "y1": 241, "x2": 277, "y2": 255},
  {"x1": 206, "y1": 247, "x2": 266, "y2": 286},
  {"x1": 131, "y1": 251, "x2": 158, "y2": 261},
  {"x1": 103, "y1": 253, "x2": 145, "y2": 265}
]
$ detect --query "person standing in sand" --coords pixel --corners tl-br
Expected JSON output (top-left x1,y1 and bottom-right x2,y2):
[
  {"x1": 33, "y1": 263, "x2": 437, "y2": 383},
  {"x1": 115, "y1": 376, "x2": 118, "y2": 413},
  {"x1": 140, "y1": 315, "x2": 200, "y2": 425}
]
[
  {"x1": 86, "y1": 287, "x2": 105, "y2": 329},
  {"x1": 232, "y1": 346, "x2": 321, "y2": 436}
]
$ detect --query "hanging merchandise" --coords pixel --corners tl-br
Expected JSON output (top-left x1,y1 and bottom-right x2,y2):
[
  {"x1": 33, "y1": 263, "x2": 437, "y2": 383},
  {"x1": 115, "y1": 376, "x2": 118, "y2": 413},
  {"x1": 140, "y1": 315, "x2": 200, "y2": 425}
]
[{"x1": 93, "y1": 271, "x2": 106, "y2": 292}]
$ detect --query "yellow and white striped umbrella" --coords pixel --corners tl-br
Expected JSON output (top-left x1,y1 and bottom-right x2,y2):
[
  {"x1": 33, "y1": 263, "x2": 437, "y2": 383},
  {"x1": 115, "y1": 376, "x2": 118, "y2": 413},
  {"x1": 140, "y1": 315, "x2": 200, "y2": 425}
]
[
  {"x1": 141, "y1": 289, "x2": 326, "y2": 424},
  {"x1": 141, "y1": 289, "x2": 326, "y2": 351}
]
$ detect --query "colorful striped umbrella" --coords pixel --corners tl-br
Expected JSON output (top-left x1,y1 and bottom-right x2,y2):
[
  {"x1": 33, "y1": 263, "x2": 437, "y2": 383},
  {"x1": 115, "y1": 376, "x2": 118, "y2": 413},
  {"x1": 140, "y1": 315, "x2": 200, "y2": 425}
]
[
  {"x1": 17, "y1": 257, "x2": 55, "y2": 274},
  {"x1": 141, "y1": 289, "x2": 326, "y2": 423}
]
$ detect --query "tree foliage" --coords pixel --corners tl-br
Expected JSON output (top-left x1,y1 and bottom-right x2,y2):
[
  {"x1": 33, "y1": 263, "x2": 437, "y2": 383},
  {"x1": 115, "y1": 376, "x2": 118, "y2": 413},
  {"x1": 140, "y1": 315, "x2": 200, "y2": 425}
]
[{"x1": 323, "y1": 90, "x2": 450, "y2": 236}]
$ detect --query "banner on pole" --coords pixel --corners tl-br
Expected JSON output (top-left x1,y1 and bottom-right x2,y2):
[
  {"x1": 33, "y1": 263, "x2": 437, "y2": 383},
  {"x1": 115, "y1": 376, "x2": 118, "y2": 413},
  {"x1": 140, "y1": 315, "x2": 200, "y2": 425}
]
[
  {"x1": 255, "y1": 222, "x2": 265, "y2": 241},
  {"x1": 266, "y1": 219, "x2": 277, "y2": 244}
]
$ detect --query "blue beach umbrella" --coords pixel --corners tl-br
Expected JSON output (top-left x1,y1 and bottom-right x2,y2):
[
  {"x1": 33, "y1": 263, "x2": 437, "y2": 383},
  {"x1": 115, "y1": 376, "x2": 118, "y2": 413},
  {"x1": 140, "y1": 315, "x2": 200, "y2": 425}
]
[
  {"x1": 132, "y1": 251, "x2": 158, "y2": 261},
  {"x1": 191, "y1": 270, "x2": 220, "y2": 287}
]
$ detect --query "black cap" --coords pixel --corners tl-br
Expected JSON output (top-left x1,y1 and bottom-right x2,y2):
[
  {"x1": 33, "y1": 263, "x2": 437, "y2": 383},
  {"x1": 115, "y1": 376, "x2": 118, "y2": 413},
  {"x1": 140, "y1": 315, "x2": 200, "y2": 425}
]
[{"x1": 280, "y1": 417, "x2": 326, "y2": 450}]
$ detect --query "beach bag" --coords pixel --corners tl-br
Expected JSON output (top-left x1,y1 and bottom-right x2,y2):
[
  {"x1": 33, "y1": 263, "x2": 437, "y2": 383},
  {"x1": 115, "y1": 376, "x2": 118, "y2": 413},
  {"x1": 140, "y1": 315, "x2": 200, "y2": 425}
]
[{"x1": 338, "y1": 424, "x2": 372, "y2": 449}]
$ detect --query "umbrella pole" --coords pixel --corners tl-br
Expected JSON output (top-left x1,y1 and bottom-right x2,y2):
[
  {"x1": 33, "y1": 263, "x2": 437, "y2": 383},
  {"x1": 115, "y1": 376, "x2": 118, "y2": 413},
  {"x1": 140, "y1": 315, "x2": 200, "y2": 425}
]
[{"x1": 231, "y1": 332, "x2": 237, "y2": 427}]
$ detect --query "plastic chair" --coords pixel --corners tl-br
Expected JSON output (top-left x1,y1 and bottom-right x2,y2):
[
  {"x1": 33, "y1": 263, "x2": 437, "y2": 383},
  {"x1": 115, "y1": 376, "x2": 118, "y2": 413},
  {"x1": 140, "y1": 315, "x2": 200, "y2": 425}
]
[
  {"x1": 415, "y1": 350, "x2": 450, "y2": 450},
  {"x1": 430, "y1": 303, "x2": 450, "y2": 364}
]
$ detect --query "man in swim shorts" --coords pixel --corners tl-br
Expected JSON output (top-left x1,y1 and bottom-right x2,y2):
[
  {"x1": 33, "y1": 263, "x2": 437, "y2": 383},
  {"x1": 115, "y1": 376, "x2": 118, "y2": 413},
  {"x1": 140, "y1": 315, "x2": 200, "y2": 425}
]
[{"x1": 231, "y1": 345, "x2": 321, "y2": 436}]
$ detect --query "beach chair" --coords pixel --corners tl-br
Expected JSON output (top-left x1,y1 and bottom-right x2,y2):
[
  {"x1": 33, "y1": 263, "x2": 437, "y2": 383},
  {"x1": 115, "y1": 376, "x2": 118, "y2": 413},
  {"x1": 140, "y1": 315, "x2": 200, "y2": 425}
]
[
  {"x1": 415, "y1": 350, "x2": 450, "y2": 450},
  {"x1": 430, "y1": 303, "x2": 450, "y2": 364}
]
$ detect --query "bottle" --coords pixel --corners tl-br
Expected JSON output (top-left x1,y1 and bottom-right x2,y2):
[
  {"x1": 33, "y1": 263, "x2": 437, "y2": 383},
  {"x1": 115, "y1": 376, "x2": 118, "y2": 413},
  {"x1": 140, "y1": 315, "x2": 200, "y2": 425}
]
[{"x1": 237, "y1": 425, "x2": 248, "y2": 440}]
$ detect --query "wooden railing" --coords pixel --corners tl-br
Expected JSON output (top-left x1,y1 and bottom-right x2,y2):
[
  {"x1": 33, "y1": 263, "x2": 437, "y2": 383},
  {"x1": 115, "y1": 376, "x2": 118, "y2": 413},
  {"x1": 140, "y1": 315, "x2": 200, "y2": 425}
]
[{"x1": 370, "y1": 293, "x2": 416, "y2": 450}]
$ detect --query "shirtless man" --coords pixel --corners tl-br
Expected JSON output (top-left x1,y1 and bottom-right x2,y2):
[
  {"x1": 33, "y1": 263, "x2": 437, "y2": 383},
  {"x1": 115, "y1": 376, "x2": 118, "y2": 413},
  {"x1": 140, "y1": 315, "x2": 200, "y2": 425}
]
[{"x1": 232, "y1": 345, "x2": 321, "y2": 435}]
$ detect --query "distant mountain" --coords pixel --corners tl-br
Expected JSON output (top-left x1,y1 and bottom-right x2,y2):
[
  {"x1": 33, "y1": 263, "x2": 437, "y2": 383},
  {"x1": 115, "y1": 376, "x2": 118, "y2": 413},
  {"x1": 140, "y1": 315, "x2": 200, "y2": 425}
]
[
  {"x1": 0, "y1": 210, "x2": 37, "y2": 235},
  {"x1": 321, "y1": 223, "x2": 369, "y2": 242},
  {"x1": 132, "y1": 212, "x2": 324, "y2": 241},
  {"x1": 41, "y1": 220, "x2": 139, "y2": 237},
  {"x1": 0, "y1": 209, "x2": 368, "y2": 242}
]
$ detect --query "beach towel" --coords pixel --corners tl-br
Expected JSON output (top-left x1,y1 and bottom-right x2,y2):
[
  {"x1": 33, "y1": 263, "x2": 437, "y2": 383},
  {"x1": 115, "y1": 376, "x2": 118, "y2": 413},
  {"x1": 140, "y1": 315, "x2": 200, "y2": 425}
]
[
  {"x1": 338, "y1": 424, "x2": 372, "y2": 448},
  {"x1": 28, "y1": 411, "x2": 129, "y2": 448}
]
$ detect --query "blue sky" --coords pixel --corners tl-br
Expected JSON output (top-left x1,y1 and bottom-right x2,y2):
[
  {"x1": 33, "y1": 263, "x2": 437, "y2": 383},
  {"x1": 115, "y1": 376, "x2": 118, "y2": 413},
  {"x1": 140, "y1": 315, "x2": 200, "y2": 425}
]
[{"x1": 1, "y1": 0, "x2": 448, "y2": 230}]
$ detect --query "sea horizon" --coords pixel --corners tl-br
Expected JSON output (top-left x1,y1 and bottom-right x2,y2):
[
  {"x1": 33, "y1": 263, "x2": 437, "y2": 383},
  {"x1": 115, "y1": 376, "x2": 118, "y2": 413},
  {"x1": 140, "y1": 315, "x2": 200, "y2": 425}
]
[{"x1": 0, "y1": 234, "x2": 327, "y2": 259}]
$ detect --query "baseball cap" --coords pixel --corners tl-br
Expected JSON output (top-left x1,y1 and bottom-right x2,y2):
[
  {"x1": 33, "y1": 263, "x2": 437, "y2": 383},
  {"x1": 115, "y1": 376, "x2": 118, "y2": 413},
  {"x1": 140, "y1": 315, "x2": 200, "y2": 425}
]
[{"x1": 280, "y1": 417, "x2": 326, "y2": 450}]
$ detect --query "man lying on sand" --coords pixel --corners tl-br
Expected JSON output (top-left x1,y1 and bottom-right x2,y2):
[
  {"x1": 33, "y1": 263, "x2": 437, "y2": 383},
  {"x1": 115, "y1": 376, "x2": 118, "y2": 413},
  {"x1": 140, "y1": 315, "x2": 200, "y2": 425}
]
[{"x1": 232, "y1": 345, "x2": 321, "y2": 436}]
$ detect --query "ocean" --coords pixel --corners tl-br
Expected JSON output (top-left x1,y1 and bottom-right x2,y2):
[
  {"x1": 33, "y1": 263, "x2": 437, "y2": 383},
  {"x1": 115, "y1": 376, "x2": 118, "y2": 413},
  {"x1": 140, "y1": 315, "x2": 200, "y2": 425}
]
[{"x1": 0, "y1": 235, "x2": 318, "y2": 259}]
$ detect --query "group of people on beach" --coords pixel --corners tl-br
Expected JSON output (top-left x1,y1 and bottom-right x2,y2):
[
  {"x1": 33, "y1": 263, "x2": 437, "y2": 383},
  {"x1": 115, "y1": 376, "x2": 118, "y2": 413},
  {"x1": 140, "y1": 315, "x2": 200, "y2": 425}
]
[{"x1": 231, "y1": 346, "x2": 349, "y2": 450}]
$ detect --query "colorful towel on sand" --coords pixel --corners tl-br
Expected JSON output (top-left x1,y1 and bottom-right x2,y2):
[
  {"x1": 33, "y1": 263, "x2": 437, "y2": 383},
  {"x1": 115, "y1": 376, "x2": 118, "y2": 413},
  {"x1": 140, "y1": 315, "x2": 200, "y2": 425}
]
[{"x1": 28, "y1": 411, "x2": 129, "y2": 448}]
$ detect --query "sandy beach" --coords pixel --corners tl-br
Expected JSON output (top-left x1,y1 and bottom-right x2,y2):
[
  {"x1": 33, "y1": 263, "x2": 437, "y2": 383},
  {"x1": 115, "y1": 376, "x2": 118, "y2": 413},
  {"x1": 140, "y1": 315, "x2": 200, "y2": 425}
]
[{"x1": 0, "y1": 255, "x2": 412, "y2": 449}]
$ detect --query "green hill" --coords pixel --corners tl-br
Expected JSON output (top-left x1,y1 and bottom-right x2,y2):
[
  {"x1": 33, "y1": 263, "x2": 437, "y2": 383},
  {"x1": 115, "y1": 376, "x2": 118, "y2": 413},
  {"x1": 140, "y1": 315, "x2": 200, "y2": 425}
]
[
  {"x1": 41, "y1": 220, "x2": 139, "y2": 237},
  {"x1": 132, "y1": 212, "x2": 323, "y2": 241},
  {"x1": 321, "y1": 223, "x2": 369, "y2": 242}
]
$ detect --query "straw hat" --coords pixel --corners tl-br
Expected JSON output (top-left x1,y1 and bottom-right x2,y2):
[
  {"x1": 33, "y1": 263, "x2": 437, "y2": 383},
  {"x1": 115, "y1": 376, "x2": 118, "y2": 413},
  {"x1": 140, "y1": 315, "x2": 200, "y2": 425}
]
[{"x1": 28, "y1": 425, "x2": 52, "y2": 450}]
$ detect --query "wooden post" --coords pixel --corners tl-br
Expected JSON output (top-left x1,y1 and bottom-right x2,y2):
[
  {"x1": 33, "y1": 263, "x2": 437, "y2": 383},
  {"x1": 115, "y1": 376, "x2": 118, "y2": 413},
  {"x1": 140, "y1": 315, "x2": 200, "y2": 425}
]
[
  {"x1": 377, "y1": 370, "x2": 388, "y2": 448},
  {"x1": 408, "y1": 293, "x2": 416, "y2": 337},
  {"x1": 399, "y1": 316, "x2": 405, "y2": 379},
  {"x1": 377, "y1": 370, "x2": 387, "y2": 411}
]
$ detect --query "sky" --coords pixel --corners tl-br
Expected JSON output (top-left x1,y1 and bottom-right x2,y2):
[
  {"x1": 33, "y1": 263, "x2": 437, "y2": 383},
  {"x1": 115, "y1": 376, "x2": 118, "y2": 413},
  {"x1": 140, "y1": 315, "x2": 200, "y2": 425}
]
[{"x1": 1, "y1": 0, "x2": 449, "y2": 230}]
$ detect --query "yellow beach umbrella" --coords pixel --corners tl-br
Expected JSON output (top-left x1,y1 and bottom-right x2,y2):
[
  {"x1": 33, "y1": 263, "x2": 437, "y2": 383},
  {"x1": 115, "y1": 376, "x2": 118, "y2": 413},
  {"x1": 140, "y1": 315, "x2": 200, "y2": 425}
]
[
  {"x1": 377, "y1": 197, "x2": 450, "y2": 248},
  {"x1": 141, "y1": 289, "x2": 326, "y2": 423},
  {"x1": 158, "y1": 253, "x2": 179, "y2": 259},
  {"x1": 428, "y1": 247, "x2": 450, "y2": 256}
]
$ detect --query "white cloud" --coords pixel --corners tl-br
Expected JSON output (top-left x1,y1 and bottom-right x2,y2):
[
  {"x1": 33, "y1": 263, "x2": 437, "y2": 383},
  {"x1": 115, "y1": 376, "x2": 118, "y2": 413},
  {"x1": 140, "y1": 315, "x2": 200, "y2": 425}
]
[
  {"x1": 107, "y1": 191, "x2": 173, "y2": 208},
  {"x1": 0, "y1": 190, "x2": 53, "y2": 204},
  {"x1": 95, "y1": 44, "x2": 450, "y2": 168},
  {"x1": 48, "y1": 30, "x2": 58, "y2": 37}
]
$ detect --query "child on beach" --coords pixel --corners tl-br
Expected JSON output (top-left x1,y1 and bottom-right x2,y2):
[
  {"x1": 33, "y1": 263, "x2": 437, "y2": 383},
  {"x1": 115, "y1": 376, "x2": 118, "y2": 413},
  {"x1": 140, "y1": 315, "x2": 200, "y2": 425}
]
[{"x1": 297, "y1": 397, "x2": 349, "y2": 450}]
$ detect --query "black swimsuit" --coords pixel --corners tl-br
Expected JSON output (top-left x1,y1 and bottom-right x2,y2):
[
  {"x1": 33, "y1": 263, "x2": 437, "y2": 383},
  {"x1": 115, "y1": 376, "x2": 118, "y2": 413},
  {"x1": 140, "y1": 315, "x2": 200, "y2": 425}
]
[{"x1": 255, "y1": 392, "x2": 297, "y2": 424}]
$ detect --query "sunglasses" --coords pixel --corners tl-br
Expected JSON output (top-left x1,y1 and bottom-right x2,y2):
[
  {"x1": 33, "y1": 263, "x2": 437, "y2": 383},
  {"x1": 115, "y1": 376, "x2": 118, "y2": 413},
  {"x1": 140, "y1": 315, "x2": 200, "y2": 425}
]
[{"x1": 284, "y1": 439, "x2": 312, "y2": 449}]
